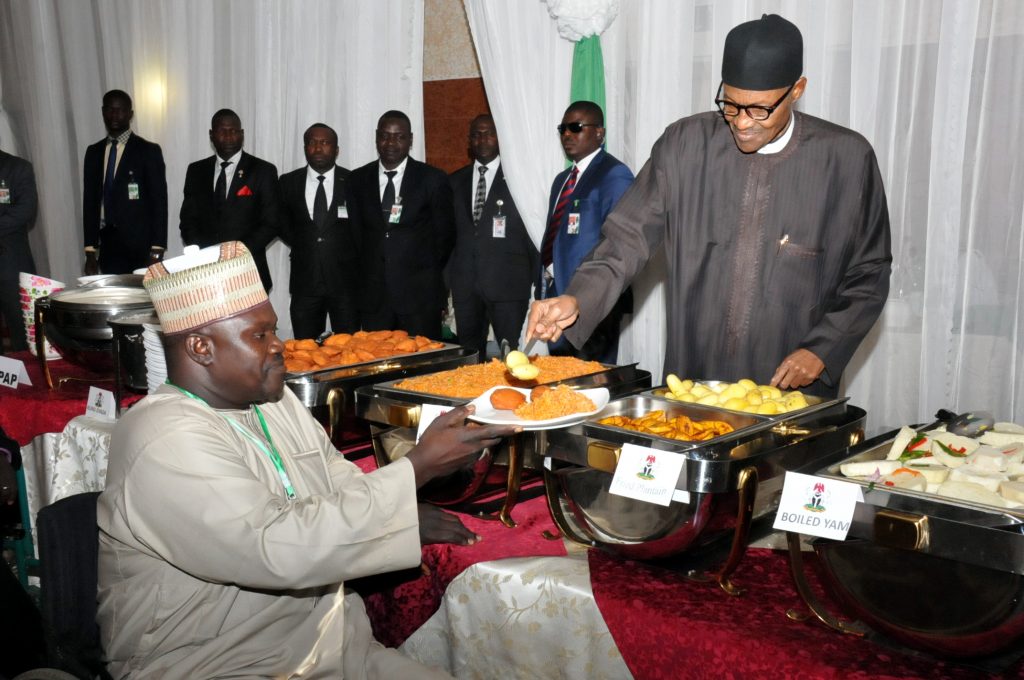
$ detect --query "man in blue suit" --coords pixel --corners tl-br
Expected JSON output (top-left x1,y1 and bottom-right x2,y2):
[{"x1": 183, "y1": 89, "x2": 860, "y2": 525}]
[{"x1": 538, "y1": 101, "x2": 633, "y2": 363}]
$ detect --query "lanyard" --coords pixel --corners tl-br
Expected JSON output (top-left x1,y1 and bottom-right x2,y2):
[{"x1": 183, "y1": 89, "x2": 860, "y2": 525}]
[{"x1": 167, "y1": 382, "x2": 297, "y2": 500}]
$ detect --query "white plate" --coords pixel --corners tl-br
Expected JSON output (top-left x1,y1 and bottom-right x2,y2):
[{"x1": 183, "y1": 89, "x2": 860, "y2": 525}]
[{"x1": 467, "y1": 386, "x2": 609, "y2": 431}]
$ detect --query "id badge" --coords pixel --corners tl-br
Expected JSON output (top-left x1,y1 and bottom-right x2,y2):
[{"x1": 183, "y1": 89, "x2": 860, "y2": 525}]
[
  {"x1": 127, "y1": 181, "x2": 140, "y2": 200},
  {"x1": 337, "y1": 203, "x2": 349, "y2": 219},
  {"x1": 0, "y1": 184, "x2": 9, "y2": 204},
  {"x1": 492, "y1": 215, "x2": 506, "y2": 238},
  {"x1": 567, "y1": 213, "x2": 581, "y2": 235},
  {"x1": 388, "y1": 204, "x2": 403, "y2": 224}
]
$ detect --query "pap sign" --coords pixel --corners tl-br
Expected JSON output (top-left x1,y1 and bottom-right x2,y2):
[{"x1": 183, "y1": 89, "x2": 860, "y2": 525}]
[{"x1": 0, "y1": 356, "x2": 31, "y2": 389}]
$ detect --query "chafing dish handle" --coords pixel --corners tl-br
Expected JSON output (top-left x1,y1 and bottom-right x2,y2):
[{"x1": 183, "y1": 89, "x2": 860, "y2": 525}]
[
  {"x1": 327, "y1": 387, "x2": 345, "y2": 442},
  {"x1": 785, "y1": 532, "x2": 870, "y2": 636},
  {"x1": 713, "y1": 466, "x2": 758, "y2": 596},
  {"x1": 586, "y1": 441, "x2": 621, "y2": 473},
  {"x1": 35, "y1": 301, "x2": 53, "y2": 390}
]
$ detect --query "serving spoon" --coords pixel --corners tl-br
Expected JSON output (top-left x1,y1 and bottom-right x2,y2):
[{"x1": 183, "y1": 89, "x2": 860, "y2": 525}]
[{"x1": 916, "y1": 409, "x2": 995, "y2": 438}]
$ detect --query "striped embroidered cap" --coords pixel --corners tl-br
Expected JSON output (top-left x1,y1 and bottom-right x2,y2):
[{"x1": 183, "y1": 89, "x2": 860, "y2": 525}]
[{"x1": 143, "y1": 241, "x2": 268, "y2": 334}]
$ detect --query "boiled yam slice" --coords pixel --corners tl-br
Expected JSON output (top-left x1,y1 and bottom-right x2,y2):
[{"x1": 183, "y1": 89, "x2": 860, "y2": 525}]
[
  {"x1": 980, "y1": 430, "x2": 1024, "y2": 447},
  {"x1": 880, "y1": 468, "x2": 927, "y2": 492},
  {"x1": 840, "y1": 459, "x2": 902, "y2": 478},
  {"x1": 999, "y1": 480, "x2": 1024, "y2": 505},
  {"x1": 936, "y1": 480, "x2": 1008, "y2": 508},
  {"x1": 930, "y1": 433, "x2": 980, "y2": 468},
  {"x1": 886, "y1": 426, "x2": 919, "y2": 461},
  {"x1": 966, "y1": 446, "x2": 1015, "y2": 473},
  {"x1": 905, "y1": 463, "x2": 950, "y2": 485},
  {"x1": 949, "y1": 467, "x2": 1007, "y2": 492}
]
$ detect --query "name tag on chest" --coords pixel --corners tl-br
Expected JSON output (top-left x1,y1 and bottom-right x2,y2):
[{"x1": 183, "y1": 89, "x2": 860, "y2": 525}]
[
  {"x1": 567, "y1": 213, "x2": 581, "y2": 235},
  {"x1": 492, "y1": 216, "x2": 506, "y2": 238}
]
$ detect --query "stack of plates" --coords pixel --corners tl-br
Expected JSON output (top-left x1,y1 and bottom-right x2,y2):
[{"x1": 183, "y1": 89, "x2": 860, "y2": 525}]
[{"x1": 143, "y1": 323, "x2": 167, "y2": 393}]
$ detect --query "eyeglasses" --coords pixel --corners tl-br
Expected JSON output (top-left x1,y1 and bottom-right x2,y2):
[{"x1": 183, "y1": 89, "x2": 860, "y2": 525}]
[
  {"x1": 714, "y1": 81, "x2": 795, "y2": 121},
  {"x1": 557, "y1": 122, "x2": 600, "y2": 135}
]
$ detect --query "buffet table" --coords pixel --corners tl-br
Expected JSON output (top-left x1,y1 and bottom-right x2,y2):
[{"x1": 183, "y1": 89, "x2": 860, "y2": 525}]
[
  {"x1": 0, "y1": 350, "x2": 141, "y2": 446},
  {"x1": 12, "y1": 411, "x2": 1020, "y2": 678}
]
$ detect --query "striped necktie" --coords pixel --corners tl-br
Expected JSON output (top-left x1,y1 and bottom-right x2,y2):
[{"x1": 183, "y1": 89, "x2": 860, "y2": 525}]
[
  {"x1": 473, "y1": 165, "x2": 488, "y2": 223},
  {"x1": 541, "y1": 165, "x2": 578, "y2": 267}
]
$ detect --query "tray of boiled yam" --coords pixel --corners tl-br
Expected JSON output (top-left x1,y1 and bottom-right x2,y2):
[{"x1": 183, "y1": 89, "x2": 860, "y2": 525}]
[
  {"x1": 829, "y1": 421, "x2": 1024, "y2": 511},
  {"x1": 806, "y1": 420, "x2": 1024, "y2": 659}
]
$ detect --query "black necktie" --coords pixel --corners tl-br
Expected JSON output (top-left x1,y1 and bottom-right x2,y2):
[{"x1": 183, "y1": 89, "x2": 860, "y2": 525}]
[
  {"x1": 102, "y1": 139, "x2": 118, "y2": 221},
  {"x1": 381, "y1": 170, "x2": 397, "y2": 221},
  {"x1": 473, "y1": 165, "x2": 488, "y2": 223},
  {"x1": 215, "y1": 160, "x2": 230, "y2": 205},
  {"x1": 313, "y1": 174, "x2": 328, "y2": 227}
]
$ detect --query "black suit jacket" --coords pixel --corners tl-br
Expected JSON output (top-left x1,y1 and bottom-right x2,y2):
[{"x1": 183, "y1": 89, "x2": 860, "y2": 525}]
[
  {"x1": 0, "y1": 150, "x2": 38, "y2": 280},
  {"x1": 179, "y1": 152, "x2": 280, "y2": 290},
  {"x1": 278, "y1": 164, "x2": 358, "y2": 303},
  {"x1": 83, "y1": 134, "x2": 167, "y2": 274},
  {"x1": 448, "y1": 162, "x2": 537, "y2": 303},
  {"x1": 347, "y1": 158, "x2": 455, "y2": 315}
]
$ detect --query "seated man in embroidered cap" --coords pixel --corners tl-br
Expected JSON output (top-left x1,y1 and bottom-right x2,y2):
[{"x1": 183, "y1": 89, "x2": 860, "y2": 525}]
[
  {"x1": 97, "y1": 241, "x2": 515, "y2": 679},
  {"x1": 528, "y1": 14, "x2": 892, "y2": 397}
]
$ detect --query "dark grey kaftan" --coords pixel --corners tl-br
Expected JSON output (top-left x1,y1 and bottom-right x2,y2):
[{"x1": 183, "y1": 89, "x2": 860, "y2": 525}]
[{"x1": 564, "y1": 111, "x2": 892, "y2": 397}]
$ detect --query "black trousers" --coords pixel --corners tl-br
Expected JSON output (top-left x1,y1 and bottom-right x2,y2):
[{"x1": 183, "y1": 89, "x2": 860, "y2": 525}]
[
  {"x1": 290, "y1": 294, "x2": 359, "y2": 340},
  {"x1": 453, "y1": 292, "x2": 528, "y2": 362}
]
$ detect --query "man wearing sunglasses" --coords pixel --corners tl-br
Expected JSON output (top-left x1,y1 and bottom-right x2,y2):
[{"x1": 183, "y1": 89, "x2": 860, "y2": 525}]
[
  {"x1": 527, "y1": 14, "x2": 891, "y2": 398},
  {"x1": 538, "y1": 100, "x2": 634, "y2": 364}
]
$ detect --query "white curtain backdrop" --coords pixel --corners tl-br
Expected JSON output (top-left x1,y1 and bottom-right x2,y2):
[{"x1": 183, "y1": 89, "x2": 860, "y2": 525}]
[
  {"x1": 0, "y1": 0, "x2": 426, "y2": 340},
  {"x1": 464, "y1": 0, "x2": 1024, "y2": 432}
]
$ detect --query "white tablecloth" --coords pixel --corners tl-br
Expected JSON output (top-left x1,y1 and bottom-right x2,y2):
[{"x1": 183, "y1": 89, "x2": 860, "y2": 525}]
[
  {"x1": 401, "y1": 550, "x2": 633, "y2": 680},
  {"x1": 21, "y1": 415, "x2": 114, "y2": 551}
]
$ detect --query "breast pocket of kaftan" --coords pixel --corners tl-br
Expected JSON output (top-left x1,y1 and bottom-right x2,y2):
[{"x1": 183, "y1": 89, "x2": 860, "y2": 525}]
[
  {"x1": 285, "y1": 449, "x2": 332, "y2": 496},
  {"x1": 772, "y1": 239, "x2": 823, "y2": 310}
]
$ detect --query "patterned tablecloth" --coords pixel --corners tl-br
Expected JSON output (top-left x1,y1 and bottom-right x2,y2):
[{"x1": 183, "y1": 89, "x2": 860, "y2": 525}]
[{"x1": 20, "y1": 415, "x2": 114, "y2": 551}]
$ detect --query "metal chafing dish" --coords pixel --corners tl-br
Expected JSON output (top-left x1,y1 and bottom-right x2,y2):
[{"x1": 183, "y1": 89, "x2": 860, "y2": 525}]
[
  {"x1": 544, "y1": 389, "x2": 865, "y2": 592},
  {"x1": 34, "y1": 275, "x2": 152, "y2": 388},
  {"x1": 355, "y1": 363, "x2": 652, "y2": 525},
  {"x1": 788, "y1": 430, "x2": 1024, "y2": 659},
  {"x1": 284, "y1": 343, "x2": 475, "y2": 452}
]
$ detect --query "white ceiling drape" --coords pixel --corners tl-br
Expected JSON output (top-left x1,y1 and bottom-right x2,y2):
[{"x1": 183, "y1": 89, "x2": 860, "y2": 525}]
[
  {"x1": 0, "y1": 0, "x2": 425, "y2": 341},
  {"x1": 464, "y1": 0, "x2": 1024, "y2": 432}
]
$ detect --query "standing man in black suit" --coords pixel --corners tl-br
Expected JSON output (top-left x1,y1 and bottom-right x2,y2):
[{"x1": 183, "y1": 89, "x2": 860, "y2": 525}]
[
  {"x1": 0, "y1": 147, "x2": 38, "y2": 351},
  {"x1": 180, "y1": 109, "x2": 280, "y2": 291},
  {"x1": 83, "y1": 89, "x2": 167, "y2": 275},
  {"x1": 279, "y1": 123, "x2": 359, "y2": 339},
  {"x1": 448, "y1": 114, "x2": 538, "y2": 361},
  {"x1": 348, "y1": 111, "x2": 455, "y2": 339}
]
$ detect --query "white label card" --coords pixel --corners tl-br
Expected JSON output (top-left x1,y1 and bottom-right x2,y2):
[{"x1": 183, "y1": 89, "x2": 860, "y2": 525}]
[
  {"x1": 388, "y1": 204, "x2": 403, "y2": 224},
  {"x1": 85, "y1": 386, "x2": 117, "y2": 421},
  {"x1": 338, "y1": 204, "x2": 349, "y2": 218},
  {"x1": 0, "y1": 355, "x2": 31, "y2": 389},
  {"x1": 608, "y1": 442, "x2": 685, "y2": 507},
  {"x1": 416, "y1": 403, "x2": 450, "y2": 443},
  {"x1": 773, "y1": 471, "x2": 864, "y2": 540},
  {"x1": 127, "y1": 182, "x2": 140, "y2": 200}
]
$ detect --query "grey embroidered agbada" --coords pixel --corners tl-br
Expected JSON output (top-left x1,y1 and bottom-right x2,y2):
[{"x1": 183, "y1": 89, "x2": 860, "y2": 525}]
[{"x1": 565, "y1": 111, "x2": 892, "y2": 396}]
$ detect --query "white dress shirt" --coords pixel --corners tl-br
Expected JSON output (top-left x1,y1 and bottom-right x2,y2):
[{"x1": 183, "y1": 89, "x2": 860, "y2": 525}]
[
  {"x1": 304, "y1": 166, "x2": 336, "y2": 220},
  {"x1": 378, "y1": 157, "x2": 409, "y2": 201},
  {"x1": 212, "y1": 150, "x2": 243, "y2": 194}
]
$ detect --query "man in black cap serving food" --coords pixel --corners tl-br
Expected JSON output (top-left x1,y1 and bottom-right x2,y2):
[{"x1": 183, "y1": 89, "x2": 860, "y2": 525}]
[{"x1": 527, "y1": 14, "x2": 892, "y2": 397}]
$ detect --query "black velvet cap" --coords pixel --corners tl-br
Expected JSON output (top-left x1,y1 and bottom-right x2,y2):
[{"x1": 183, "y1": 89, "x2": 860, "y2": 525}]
[{"x1": 722, "y1": 14, "x2": 803, "y2": 90}]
